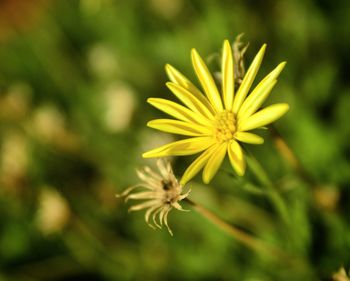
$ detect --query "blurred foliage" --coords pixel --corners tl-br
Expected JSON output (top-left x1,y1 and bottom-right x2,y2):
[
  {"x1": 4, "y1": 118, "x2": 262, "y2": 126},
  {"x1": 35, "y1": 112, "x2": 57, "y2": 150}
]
[{"x1": 0, "y1": 0, "x2": 350, "y2": 280}]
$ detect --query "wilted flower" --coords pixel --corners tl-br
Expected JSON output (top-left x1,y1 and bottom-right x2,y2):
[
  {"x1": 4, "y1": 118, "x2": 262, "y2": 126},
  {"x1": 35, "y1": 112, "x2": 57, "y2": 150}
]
[
  {"x1": 117, "y1": 159, "x2": 190, "y2": 235},
  {"x1": 143, "y1": 39, "x2": 289, "y2": 184}
]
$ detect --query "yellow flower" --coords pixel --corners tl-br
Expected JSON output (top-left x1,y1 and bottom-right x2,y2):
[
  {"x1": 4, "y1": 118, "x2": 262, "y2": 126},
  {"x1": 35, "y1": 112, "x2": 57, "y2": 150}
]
[
  {"x1": 143, "y1": 40, "x2": 289, "y2": 184},
  {"x1": 117, "y1": 159, "x2": 190, "y2": 235}
]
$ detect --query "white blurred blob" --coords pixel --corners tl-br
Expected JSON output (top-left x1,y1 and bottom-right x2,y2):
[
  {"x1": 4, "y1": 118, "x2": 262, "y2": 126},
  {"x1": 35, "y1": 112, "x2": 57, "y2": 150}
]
[
  {"x1": 0, "y1": 132, "x2": 28, "y2": 189},
  {"x1": 102, "y1": 81, "x2": 136, "y2": 133},
  {"x1": 31, "y1": 105, "x2": 80, "y2": 151},
  {"x1": 0, "y1": 82, "x2": 31, "y2": 120},
  {"x1": 36, "y1": 187, "x2": 71, "y2": 235},
  {"x1": 32, "y1": 105, "x2": 65, "y2": 142},
  {"x1": 149, "y1": 0, "x2": 183, "y2": 20},
  {"x1": 88, "y1": 43, "x2": 119, "y2": 79}
]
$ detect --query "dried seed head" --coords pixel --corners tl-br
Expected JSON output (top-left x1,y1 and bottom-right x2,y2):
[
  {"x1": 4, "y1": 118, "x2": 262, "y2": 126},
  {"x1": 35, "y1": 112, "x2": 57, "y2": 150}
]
[
  {"x1": 117, "y1": 159, "x2": 190, "y2": 235},
  {"x1": 233, "y1": 33, "x2": 249, "y2": 88}
]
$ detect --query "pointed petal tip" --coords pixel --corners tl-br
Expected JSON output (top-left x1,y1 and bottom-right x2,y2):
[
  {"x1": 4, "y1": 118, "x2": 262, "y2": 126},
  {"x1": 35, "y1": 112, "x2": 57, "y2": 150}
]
[
  {"x1": 280, "y1": 61, "x2": 287, "y2": 67},
  {"x1": 234, "y1": 132, "x2": 265, "y2": 145},
  {"x1": 147, "y1": 97, "x2": 155, "y2": 104},
  {"x1": 281, "y1": 104, "x2": 290, "y2": 116},
  {"x1": 277, "y1": 61, "x2": 287, "y2": 69},
  {"x1": 201, "y1": 144, "x2": 227, "y2": 184},
  {"x1": 280, "y1": 103, "x2": 290, "y2": 112},
  {"x1": 275, "y1": 61, "x2": 287, "y2": 73},
  {"x1": 223, "y1": 39, "x2": 231, "y2": 48},
  {"x1": 232, "y1": 43, "x2": 267, "y2": 114},
  {"x1": 202, "y1": 167, "x2": 210, "y2": 183},
  {"x1": 142, "y1": 152, "x2": 153, "y2": 158},
  {"x1": 191, "y1": 48, "x2": 199, "y2": 59},
  {"x1": 239, "y1": 103, "x2": 290, "y2": 131},
  {"x1": 234, "y1": 166, "x2": 245, "y2": 177},
  {"x1": 166, "y1": 81, "x2": 179, "y2": 90},
  {"x1": 165, "y1": 64, "x2": 177, "y2": 82},
  {"x1": 147, "y1": 97, "x2": 162, "y2": 108},
  {"x1": 202, "y1": 169, "x2": 217, "y2": 183},
  {"x1": 202, "y1": 173, "x2": 211, "y2": 184},
  {"x1": 228, "y1": 140, "x2": 246, "y2": 177},
  {"x1": 179, "y1": 178, "x2": 188, "y2": 186},
  {"x1": 236, "y1": 167, "x2": 245, "y2": 177},
  {"x1": 165, "y1": 64, "x2": 176, "y2": 75},
  {"x1": 259, "y1": 44, "x2": 267, "y2": 55}
]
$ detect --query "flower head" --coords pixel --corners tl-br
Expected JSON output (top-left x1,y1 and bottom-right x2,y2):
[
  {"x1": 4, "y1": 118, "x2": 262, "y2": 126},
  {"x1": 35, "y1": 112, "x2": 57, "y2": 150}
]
[
  {"x1": 117, "y1": 159, "x2": 190, "y2": 235},
  {"x1": 143, "y1": 39, "x2": 289, "y2": 184}
]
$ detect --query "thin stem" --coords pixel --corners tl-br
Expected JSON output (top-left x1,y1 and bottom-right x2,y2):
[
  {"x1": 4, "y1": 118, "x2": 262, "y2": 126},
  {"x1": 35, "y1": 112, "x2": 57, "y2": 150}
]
[
  {"x1": 245, "y1": 153, "x2": 290, "y2": 227},
  {"x1": 185, "y1": 197, "x2": 284, "y2": 258},
  {"x1": 184, "y1": 197, "x2": 309, "y2": 270}
]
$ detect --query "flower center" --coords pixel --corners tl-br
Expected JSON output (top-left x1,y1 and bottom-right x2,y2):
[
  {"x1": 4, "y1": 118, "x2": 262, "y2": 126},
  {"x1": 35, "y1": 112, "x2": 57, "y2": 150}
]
[
  {"x1": 161, "y1": 179, "x2": 172, "y2": 190},
  {"x1": 214, "y1": 110, "x2": 236, "y2": 143},
  {"x1": 161, "y1": 179, "x2": 181, "y2": 204}
]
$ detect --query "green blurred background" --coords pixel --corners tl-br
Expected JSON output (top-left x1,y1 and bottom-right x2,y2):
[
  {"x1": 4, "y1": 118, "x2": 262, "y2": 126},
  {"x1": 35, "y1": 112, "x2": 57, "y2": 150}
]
[{"x1": 0, "y1": 0, "x2": 350, "y2": 280}]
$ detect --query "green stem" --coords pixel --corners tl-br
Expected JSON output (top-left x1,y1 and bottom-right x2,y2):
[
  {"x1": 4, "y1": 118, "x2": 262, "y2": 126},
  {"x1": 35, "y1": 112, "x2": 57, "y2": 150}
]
[
  {"x1": 184, "y1": 198, "x2": 286, "y2": 258},
  {"x1": 184, "y1": 197, "x2": 311, "y2": 272},
  {"x1": 245, "y1": 153, "x2": 290, "y2": 228}
]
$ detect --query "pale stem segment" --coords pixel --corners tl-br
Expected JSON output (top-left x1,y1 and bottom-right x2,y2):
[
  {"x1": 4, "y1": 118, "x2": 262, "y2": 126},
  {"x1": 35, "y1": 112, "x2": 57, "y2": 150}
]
[
  {"x1": 184, "y1": 197, "x2": 284, "y2": 258},
  {"x1": 184, "y1": 197, "x2": 313, "y2": 273}
]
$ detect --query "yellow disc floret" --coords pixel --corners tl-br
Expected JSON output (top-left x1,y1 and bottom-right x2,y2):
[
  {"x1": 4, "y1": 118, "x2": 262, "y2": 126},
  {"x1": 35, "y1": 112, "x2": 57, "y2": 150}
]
[{"x1": 214, "y1": 110, "x2": 236, "y2": 143}]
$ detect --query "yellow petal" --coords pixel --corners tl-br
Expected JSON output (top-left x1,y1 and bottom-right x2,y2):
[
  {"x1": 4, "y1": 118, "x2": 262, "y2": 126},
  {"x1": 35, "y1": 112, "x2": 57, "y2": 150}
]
[
  {"x1": 180, "y1": 145, "x2": 217, "y2": 185},
  {"x1": 165, "y1": 64, "x2": 215, "y2": 114},
  {"x1": 191, "y1": 48, "x2": 223, "y2": 112},
  {"x1": 238, "y1": 103, "x2": 289, "y2": 132},
  {"x1": 202, "y1": 142, "x2": 228, "y2": 184},
  {"x1": 232, "y1": 44, "x2": 266, "y2": 114},
  {"x1": 142, "y1": 137, "x2": 215, "y2": 158},
  {"x1": 238, "y1": 62, "x2": 286, "y2": 120},
  {"x1": 234, "y1": 132, "x2": 264, "y2": 144},
  {"x1": 228, "y1": 140, "x2": 245, "y2": 176},
  {"x1": 222, "y1": 40, "x2": 234, "y2": 111},
  {"x1": 147, "y1": 98, "x2": 209, "y2": 126},
  {"x1": 264, "y1": 61, "x2": 287, "y2": 80},
  {"x1": 147, "y1": 119, "x2": 212, "y2": 136},
  {"x1": 238, "y1": 80, "x2": 277, "y2": 120},
  {"x1": 166, "y1": 82, "x2": 214, "y2": 120}
]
